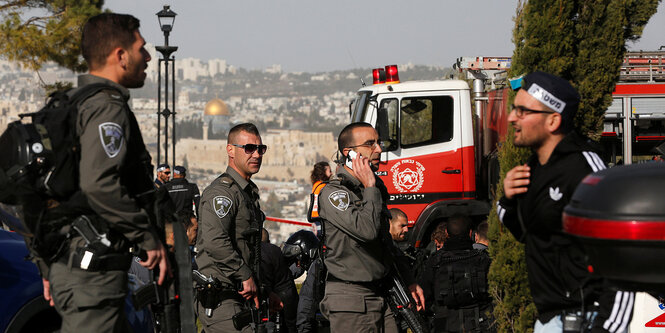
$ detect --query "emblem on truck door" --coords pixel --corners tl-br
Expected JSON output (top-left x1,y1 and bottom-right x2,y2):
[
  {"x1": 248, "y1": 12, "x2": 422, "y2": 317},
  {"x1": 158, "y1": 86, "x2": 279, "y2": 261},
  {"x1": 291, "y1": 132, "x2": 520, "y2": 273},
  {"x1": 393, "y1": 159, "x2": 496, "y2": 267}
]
[{"x1": 391, "y1": 159, "x2": 425, "y2": 193}]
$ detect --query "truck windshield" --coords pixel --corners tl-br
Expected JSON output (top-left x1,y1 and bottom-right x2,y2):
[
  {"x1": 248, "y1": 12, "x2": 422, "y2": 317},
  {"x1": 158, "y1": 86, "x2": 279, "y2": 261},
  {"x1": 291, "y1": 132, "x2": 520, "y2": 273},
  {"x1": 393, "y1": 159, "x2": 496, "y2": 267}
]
[{"x1": 351, "y1": 91, "x2": 372, "y2": 123}]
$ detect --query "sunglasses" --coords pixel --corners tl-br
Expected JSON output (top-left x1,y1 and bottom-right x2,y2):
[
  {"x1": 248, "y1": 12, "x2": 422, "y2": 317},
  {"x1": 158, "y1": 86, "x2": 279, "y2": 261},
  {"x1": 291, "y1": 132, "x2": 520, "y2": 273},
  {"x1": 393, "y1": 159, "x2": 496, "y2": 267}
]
[{"x1": 231, "y1": 143, "x2": 267, "y2": 155}]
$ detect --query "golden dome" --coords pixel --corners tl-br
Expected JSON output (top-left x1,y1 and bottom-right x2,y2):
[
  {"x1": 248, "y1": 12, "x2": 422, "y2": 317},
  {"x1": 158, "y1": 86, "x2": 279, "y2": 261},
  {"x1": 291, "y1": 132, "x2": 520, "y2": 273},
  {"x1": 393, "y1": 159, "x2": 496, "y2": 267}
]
[{"x1": 204, "y1": 98, "x2": 229, "y2": 116}]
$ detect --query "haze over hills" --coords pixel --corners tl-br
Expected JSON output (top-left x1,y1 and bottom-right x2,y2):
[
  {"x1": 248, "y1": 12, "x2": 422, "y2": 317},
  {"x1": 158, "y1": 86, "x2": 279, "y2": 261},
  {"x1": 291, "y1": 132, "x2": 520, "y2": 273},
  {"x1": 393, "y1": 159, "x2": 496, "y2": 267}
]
[{"x1": 0, "y1": 55, "x2": 454, "y2": 243}]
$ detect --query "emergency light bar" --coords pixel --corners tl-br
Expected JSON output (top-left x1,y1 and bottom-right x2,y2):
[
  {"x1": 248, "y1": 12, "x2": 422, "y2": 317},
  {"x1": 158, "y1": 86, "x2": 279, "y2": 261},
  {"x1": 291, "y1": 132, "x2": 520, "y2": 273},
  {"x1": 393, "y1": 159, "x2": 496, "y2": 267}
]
[
  {"x1": 385, "y1": 65, "x2": 400, "y2": 84},
  {"x1": 373, "y1": 68, "x2": 386, "y2": 84}
]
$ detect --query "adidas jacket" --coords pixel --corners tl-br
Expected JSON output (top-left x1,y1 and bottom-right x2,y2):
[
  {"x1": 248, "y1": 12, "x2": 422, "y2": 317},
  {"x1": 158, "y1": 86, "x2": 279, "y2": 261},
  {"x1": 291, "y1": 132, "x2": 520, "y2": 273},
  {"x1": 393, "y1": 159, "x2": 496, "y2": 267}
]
[{"x1": 496, "y1": 132, "x2": 607, "y2": 321}]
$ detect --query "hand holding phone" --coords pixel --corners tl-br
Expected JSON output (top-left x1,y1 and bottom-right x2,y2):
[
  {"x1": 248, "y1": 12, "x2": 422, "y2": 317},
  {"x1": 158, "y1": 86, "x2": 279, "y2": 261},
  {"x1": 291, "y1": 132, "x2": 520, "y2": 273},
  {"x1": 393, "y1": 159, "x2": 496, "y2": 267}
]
[{"x1": 345, "y1": 150, "x2": 358, "y2": 169}]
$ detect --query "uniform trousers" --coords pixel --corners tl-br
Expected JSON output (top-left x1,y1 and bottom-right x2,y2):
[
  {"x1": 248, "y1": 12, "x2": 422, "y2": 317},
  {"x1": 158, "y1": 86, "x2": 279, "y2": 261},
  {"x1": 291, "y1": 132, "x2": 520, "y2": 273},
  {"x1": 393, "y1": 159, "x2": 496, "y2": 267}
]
[
  {"x1": 197, "y1": 295, "x2": 253, "y2": 333},
  {"x1": 49, "y1": 260, "x2": 130, "y2": 333},
  {"x1": 320, "y1": 280, "x2": 398, "y2": 333}
]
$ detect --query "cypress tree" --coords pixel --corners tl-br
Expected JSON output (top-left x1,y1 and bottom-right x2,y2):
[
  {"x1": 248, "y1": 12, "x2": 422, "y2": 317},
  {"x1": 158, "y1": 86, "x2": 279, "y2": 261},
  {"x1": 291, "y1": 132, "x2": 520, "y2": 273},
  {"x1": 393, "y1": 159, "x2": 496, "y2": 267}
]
[{"x1": 488, "y1": 1, "x2": 659, "y2": 332}]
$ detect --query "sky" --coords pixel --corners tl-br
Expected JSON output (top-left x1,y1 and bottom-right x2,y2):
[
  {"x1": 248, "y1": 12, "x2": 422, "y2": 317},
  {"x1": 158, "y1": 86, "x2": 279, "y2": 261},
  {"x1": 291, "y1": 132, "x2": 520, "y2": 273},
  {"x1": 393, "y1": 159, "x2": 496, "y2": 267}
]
[{"x1": 105, "y1": 1, "x2": 665, "y2": 73}]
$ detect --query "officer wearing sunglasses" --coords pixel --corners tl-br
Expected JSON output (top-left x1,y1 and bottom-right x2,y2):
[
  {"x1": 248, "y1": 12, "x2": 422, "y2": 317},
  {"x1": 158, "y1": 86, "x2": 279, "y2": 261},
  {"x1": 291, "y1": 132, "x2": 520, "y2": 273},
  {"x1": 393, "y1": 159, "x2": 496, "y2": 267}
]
[{"x1": 195, "y1": 123, "x2": 282, "y2": 332}]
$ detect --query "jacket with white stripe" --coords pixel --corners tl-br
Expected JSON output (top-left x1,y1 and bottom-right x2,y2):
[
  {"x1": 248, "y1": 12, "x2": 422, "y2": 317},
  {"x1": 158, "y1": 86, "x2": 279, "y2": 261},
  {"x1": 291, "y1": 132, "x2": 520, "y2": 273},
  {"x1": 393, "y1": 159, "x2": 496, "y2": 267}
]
[{"x1": 497, "y1": 132, "x2": 606, "y2": 322}]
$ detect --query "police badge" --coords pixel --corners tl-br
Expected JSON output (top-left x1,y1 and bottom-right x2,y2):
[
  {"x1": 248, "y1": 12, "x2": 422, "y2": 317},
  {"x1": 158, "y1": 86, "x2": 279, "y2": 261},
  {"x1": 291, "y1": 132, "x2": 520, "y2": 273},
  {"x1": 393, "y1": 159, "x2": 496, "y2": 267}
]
[
  {"x1": 328, "y1": 190, "x2": 350, "y2": 211},
  {"x1": 213, "y1": 196, "x2": 233, "y2": 218},
  {"x1": 98, "y1": 122, "x2": 124, "y2": 158}
]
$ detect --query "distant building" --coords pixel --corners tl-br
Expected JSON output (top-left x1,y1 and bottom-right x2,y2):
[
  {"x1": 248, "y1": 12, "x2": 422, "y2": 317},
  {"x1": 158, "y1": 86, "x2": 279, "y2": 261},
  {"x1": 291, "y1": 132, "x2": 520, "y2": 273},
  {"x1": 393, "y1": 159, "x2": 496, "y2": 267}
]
[{"x1": 204, "y1": 97, "x2": 231, "y2": 137}]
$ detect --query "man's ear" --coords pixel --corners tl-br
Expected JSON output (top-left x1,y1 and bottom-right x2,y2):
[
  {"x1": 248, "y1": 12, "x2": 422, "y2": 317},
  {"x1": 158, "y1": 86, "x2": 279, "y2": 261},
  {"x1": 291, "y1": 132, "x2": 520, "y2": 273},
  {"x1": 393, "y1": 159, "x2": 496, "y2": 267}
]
[
  {"x1": 341, "y1": 148, "x2": 350, "y2": 158},
  {"x1": 227, "y1": 144, "x2": 234, "y2": 159},
  {"x1": 547, "y1": 113, "x2": 563, "y2": 134},
  {"x1": 115, "y1": 47, "x2": 128, "y2": 69}
]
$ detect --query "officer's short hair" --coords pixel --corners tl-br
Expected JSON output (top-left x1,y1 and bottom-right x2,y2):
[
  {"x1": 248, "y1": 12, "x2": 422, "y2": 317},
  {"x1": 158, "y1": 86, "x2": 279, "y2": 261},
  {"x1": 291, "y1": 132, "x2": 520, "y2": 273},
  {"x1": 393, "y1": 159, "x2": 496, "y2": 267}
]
[
  {"x1": 389, "y1": 208, "x2": 407, "y2": 222},
  {"x1": 338, "y1": 122, "x2": 374, "y2": 155},
  {"x1": 228, "y1": 123, "x2": 261, "y2": 144},
  {"x1": 82, "y1": 13, "x2": 141, "y2": 70},
  {"x1": 446, "y1": 215, "x2": 472, "y2": 237},
  {"x1": 475, "y1": 221, "x2": 489, "y2": 241}
]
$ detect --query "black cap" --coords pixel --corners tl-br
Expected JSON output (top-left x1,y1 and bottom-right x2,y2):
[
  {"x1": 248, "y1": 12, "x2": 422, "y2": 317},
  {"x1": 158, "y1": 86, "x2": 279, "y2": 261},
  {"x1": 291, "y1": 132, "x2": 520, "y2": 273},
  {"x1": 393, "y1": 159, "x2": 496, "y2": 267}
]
[
  {"x1": 521, "y1": 71, "x2": 580, "y2": 124},
  {"x1": 157, "y1": 163, "x2": 170, "y2": 172},
  {"x1": 173, "y1": 166, "x2": 186, "y2": 175}
]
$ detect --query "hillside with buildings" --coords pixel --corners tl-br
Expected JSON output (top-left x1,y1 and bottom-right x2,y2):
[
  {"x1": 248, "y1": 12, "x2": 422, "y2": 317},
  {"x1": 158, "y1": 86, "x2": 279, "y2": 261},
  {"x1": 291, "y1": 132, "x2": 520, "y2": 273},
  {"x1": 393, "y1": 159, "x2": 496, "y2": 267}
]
[{"x1": 0, "y1": 45, "x2": 453, "y2": 243}]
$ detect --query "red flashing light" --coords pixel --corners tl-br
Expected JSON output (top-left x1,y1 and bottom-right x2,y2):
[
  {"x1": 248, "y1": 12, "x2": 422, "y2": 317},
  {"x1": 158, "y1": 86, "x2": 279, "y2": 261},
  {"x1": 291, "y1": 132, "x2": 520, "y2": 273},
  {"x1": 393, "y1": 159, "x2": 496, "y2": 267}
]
[
  {"x1": 563, "y1": 213, "x2": 665, "y2": 241},
  {"x1": 385, "y1": 65, "x2": 400, "y2": 84},
  {"x1": 373, "y1": 68, "x2": 386, "y2": 84},
  {"x1": 587, "y1": 265, "x2": 594, "y2": 274}
]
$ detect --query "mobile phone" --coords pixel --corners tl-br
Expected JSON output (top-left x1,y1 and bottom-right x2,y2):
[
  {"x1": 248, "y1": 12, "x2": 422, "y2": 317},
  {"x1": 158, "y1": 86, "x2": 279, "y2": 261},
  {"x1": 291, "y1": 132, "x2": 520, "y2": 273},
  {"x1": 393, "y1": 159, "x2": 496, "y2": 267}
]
[{"x1": 345, "y1": 150, "x2": 358, "y2": 169}]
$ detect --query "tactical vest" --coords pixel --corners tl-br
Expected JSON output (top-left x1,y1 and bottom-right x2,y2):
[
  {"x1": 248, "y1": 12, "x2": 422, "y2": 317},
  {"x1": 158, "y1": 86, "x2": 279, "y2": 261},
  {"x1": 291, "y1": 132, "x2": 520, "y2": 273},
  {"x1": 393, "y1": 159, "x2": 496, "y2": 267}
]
[{"x1": 432, "y1": 249, "x2": 494, "y2": 333}]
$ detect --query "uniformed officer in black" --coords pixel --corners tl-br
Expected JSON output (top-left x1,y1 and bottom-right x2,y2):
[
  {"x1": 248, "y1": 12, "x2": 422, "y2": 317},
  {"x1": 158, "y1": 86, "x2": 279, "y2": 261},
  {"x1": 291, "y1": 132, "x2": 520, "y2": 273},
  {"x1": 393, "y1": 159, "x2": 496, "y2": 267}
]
[
  {"x1": 165, "y1": 165, "x2": 200, "y2": 216},
  {"x1": 317, "y1": 122, "x2": 425, "y2": 332},
  {"x1": 41, "y1": 13, "x2": 170, "y2": 333},
  {"x1": 195, "y1": 123, "x2": 270, "y2": 332},
  {"x1": 155, "y1": 163, "x2": 170, "y2": 188}
]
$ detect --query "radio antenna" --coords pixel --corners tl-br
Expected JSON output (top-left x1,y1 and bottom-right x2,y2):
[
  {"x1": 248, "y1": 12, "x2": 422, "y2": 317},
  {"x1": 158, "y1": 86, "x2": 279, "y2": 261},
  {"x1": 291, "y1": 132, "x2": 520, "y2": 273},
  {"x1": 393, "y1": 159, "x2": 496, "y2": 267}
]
[{"x1": 346, "y1": 46, "x2": 365, "y2": 87}]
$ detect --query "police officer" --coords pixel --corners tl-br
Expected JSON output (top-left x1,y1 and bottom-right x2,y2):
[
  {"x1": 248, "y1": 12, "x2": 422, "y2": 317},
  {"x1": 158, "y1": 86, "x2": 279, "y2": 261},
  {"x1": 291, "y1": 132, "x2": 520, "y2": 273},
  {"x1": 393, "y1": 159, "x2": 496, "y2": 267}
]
[
  {"x1": 41, "y1": 13, "x2": 170, "y2": 333},
  {"x1": 497, "y1": 71, "x2": 634, "y2": 332},
  {"x1": 388, "y1": 208, "x2": 408, "y2": 244},
  {"x1": 195, "y1": 123, "x2": 269, "y2": 333},
  {"x1": 282, "y1": 230, "x2": 325, "y2": 333},
  {"x1": 317, "y1": 122, "x2": 425, "y2": 332},
  {"x1": 165, "y1": 165, "x2": 200, "y2": 216},
  {"x1": 419, "y1": 216, "x2": 493, "y2": 333},
  {"x1": 155, "y1": 163, "x2": 171, "y2": 188}
]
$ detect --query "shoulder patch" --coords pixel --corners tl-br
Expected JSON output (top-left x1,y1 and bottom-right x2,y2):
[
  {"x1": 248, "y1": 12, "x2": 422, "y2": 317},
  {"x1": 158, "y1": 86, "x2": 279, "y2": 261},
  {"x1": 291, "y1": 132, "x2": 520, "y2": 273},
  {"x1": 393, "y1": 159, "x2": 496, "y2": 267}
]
[
  {"x1": 98, "y1": 122, "x2": 124, "y2": 158},
  {"x1": 328, "y1": 190, "x2": 350, "y2": 211},
  {"x1": 213, "y1": 195, "x2": 233, "y2": 218}
]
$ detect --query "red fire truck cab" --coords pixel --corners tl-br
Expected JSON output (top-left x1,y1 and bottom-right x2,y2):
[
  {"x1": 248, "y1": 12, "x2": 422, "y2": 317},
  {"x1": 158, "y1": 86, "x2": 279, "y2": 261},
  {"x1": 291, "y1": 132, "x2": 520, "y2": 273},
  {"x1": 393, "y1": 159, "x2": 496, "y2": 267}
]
[{"x1": 349, "y1": 59, "x2": 510, "y2": 249}]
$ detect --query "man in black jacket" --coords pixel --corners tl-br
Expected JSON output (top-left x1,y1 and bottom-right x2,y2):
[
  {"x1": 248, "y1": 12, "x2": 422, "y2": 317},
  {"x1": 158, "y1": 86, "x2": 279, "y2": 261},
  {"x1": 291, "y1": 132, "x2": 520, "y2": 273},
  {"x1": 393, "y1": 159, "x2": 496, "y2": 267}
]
[
  {"x1": 497, "y1": 71, "x2": 634, "y2": 333},
  {"x1": 165, "y1": 165, "x2": 200, "y2": 216}
]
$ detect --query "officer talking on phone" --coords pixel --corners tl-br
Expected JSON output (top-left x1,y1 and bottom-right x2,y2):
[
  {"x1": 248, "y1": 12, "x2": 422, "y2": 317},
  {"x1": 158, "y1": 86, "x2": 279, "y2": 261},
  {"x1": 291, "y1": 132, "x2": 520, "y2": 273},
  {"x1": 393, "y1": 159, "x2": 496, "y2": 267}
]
[{"x1": 317, "y1": 122, "x2": 425, "y2": 332}]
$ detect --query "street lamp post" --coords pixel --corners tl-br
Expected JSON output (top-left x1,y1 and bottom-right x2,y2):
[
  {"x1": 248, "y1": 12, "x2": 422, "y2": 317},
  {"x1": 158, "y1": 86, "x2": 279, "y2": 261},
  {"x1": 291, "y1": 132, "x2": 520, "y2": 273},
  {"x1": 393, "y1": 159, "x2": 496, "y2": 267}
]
[{"x1": 156, "y1": 5, "x2": 178, "y2": 168}]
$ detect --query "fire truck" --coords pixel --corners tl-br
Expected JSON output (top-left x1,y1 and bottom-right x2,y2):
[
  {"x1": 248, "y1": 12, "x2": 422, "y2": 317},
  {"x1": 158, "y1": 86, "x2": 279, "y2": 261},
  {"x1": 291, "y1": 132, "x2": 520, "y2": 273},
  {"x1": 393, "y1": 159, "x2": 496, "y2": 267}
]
[
  {"x1": 601, "y1": 51, "x2": 665, "y2": 165},
  {"x1": 349, "y1": 52, "x2": 665, "y2": 250},
  {"x1": 348, "y1": 58, "x2": 511, "y2": 250}
]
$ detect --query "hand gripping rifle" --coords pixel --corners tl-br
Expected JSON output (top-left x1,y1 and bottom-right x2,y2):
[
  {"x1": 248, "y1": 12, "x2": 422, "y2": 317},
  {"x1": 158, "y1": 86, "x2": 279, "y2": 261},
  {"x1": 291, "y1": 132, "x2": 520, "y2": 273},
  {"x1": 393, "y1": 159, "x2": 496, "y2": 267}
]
[
  {"x1": 386, "y1": 271, "x2": 429, "y2": 333},
  {"x1": 241, "y1": 227, "x2": 269, "y2": 333}
]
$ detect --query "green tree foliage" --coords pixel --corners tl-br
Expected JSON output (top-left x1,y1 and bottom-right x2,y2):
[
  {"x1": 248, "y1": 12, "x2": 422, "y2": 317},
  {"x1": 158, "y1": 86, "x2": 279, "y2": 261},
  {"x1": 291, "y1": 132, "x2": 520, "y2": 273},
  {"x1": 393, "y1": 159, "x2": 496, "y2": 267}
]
[
  {"x1": 489, "y1": 1, "x2": 659, "y2": 332},
  {"x1": 0, "y1": 0, "x2": 104, "y2": 72}
]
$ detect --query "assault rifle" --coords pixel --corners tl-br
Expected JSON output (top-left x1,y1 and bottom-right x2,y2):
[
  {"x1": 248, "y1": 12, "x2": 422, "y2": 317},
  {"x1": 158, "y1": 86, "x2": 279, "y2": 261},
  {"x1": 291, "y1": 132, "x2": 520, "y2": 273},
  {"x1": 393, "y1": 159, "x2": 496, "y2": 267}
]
[
  {"x1": 386, "y1": 273, "x2": 429, "y2": 333},
  {"x1": 232, "y1": 227, "x2": 269, "y2": 333},
  {"x1": 131, "y1": 249, "x2": 180, "y2": 333}
]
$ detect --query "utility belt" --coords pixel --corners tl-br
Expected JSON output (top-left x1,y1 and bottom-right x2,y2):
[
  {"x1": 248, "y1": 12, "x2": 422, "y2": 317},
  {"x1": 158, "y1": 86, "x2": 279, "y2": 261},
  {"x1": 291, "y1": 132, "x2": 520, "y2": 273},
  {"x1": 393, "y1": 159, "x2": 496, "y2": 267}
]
[
  {"x1": 193, "y1": 269, "x2": 241, "y2": 317},
  {"x1": 326, "y1": 274, "x2": 391, "y2": 294},
  {"x1": 55, "y1": 215, "x2": 131, "y2": 272}
]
